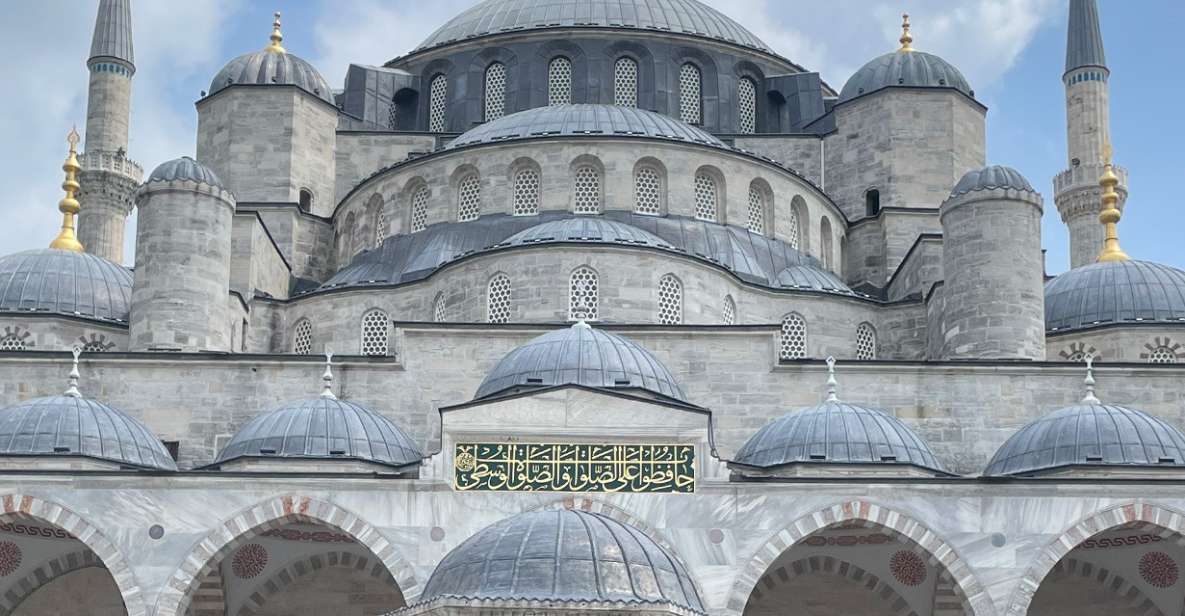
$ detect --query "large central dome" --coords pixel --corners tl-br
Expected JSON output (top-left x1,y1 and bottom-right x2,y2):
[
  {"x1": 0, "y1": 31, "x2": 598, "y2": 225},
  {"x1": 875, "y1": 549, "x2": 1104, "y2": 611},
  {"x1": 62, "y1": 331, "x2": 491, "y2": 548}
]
[{"x1": 416, "y1": 0, "x2": 770, "y2": 53}]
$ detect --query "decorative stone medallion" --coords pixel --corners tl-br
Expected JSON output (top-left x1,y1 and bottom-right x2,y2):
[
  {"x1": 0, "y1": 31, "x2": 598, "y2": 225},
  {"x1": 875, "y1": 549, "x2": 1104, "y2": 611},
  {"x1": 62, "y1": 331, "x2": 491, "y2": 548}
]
[
  {"x1": 0, "y1": 541, "x2": 20, "y2": 576},
  {"x1": 231, "y1": 543, "x2": 268, "y2": 579},
  {"x1": 1139, "y1": 551, "x2": 1179, "y2": 588},
  {"x1": 890, "y1": 550, "x2": 927, "y2": 586}
]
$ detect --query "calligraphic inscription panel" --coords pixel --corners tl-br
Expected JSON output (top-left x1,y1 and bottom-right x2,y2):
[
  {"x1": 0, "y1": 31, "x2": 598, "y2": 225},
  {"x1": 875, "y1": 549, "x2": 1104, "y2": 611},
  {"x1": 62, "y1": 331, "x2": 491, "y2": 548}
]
[{"x1": 454, "y1": 443, "x2": 694, "y2": 493}]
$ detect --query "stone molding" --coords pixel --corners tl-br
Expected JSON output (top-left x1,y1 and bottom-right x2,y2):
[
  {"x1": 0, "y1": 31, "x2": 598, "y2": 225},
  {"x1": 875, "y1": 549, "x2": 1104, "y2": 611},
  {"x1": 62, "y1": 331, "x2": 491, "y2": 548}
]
[{"x1": 938, "y1": 186, "x2": 1043, "y2": 218}]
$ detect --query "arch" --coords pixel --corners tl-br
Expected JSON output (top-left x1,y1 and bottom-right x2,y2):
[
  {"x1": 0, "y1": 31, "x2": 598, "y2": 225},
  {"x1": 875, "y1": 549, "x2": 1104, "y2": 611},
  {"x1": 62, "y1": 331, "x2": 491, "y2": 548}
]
[
  {"x1": 236, "y1": 550, "x2": 402, "y2": 615},
  {"x1": 0, "y1": 494, "x2": 145, "y2": 615},
  {"x1": 343, "y1": 212, "x2": 359, "y2": 261},
  {"x1": 451, "y1": 165, "x2": 482, "y2": 222},
  {"x1": 737, "y1": 76, "x2": 758, "y2": 134},
  {"x1": 779, "y1": 312, "x2": 807, "y2": 360},
  {"x1": 633, "y1": 157, "x2": 667, "y2": 215},
  {"x1": 789, "y1": 195, "x2": 809, "y2": 252},
  {"x1": 613, "y1": 56, "x2": 639, "y2": 107},
  {"x1": 1141, "y1": 337, "x2": 1183, "y2": 363},
  {"x1": 483, "y1": 61, "x2": 507, "y2": 121},
  {"x1": 866, "y1": 188, "x2": 882, "y2": 217},
  {"x1": 569, "y1": 154, "x2": 604, "y2": 215},
  {"x1": 604, "y1": 41, "x2": 654, "y2": 108},
  {"x1": 856, "y1": 322, "x2": 878, "y2": 360},
  {"x1": 1031, "y1": 557, "x2": 1165, "y2": 616},
  {"x1": 694, "y1": 165, "x2": 725, "y2": 223},
  {"x1": 820, "y1": 215, "x2": 835, "y2": 271},
  {"x1": 78, "y1": 332, "x2": 116, "y2": 352},
  {"x1": 402, "y1": 178, "x2": 430, "y2": 233},
  {"x1": 535, "y1": 41, "x2": 587, "y2": 106},
  {"x1": 672, "y1": 48, "x2": 718, "y2": 126},
  {"x1": 569, "y1": 265, "x2": 599, "y2": 321},
  {"x1": 152, "y1": 495, "x2": 420, "y2": 616},
  {"x1": 365, "y1": 194, "x2": 384, "y2": 249},
  {"x1": 0, "y1": 326, "x2": 33, "y2": 351},
  {"x1": 747, "y1": 178, "x2": 773, "y2": 235},
  {"x1": 359, "y1": 308, "x2": 389, "y2": 357},
  {"x1": 298, "y1": 188, "x2": 313, "y2": 213},
  {"x1": 427, "y1": 73, "x2": 448, "y2": 132},
  {"x1": 745, "y1": 555, "x2": 919, "y2": 616},
  {"x1": 292, "y1": 319, "x2": 313, "y2": 355},
  {"x1": 509, "y1": 158, "x2": 542, "y2": 216},
  {"x1": 547, "y1": 56, "x2": 573, "y2": 106},
  {"x1": 0, "y1": 549, "x2": 107, "y2": 615},
  {"x1": 727, "y1": 499, "x2": 991, "y2": 616},
  {"x1": 678, "y1": 62, "x2": 703, "y2": 125}
]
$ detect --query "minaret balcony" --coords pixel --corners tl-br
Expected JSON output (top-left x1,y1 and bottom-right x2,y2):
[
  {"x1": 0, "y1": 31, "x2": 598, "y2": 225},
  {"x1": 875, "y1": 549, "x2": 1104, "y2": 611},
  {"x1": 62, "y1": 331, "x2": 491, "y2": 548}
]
[
  {"x1": 1055, "y1": 163, "x2": 1126, "y2": 194},
  {"x1": 79, "y1": 151, "x2": 143, "y2": 183}
]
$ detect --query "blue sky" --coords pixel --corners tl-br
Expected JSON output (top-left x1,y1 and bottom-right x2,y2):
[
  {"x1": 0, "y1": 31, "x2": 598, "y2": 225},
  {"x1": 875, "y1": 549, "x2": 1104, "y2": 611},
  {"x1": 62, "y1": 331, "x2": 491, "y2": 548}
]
[{"x1": 0, "y1": 0, "x2": 1181, "y2": 274}]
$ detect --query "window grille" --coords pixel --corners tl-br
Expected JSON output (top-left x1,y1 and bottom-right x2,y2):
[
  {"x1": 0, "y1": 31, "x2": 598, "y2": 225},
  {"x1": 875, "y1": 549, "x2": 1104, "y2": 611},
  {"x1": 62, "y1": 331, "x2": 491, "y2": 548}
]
[
  {"x1": 433, "y1": 293, "x2": 446, "y2": 322},
  {"x1": 411, "y1": 186, "x2": 429, "y2": 232},
  {"x1": 747, "y1": 185, "x2": 765, "y2": 235},
  {"x1": 614, "y1": 57, "x2": 638, "y2": 107},
  {"x1": 360, "y1": 310, "x2": 389, "y2": 356},
  {"x1": 548, "y1": 57, "x2": 572, "y2": 105},
  {"x1": 694, "y1": 173, "x2": 718, "y2": 222},
  {"x1": 573, "y1": 165, "x2": 601, "y2": 214},
  {"x1": 292, "y1": 320, "x2": 313, "y2": 355},
  {"x1": 458, "y1": 175, "x2": 481, "y2": 221},
  {"x1": 1149, "y1": 346, "x2": 1178, "y2": 364},
  {"x1": 484, "y1": 62, "x2": 507, "y2": 121},
  {"x1": 635, "y1": 167, "x2": 661, "y2": 215},
  {"x1": 429, "y1": 75, "x2": 447, "y2": 132},
  {"x1": 780, "y1": 314, "x2": 807, "y2": 359},
  {"x1": 374, "y1": 208, "x2": 387, "y2": 248},
  {"x1": 513, "y1": 168, "x2": 540, "y2": 215},
  {"x1": 569, "y1": 267, "x2": 599, "y2": 321},
  {"x1": 487, "y1": 275, "x2": 512, "y2": 323},
  {"x1": 788, "y1": 208, "x2": 801, "y2": 250},
  {"x1": 855, "y1": 323, "x2": 876, "y2": 360},
  {"x1": 658, "y1": 274, "x2": 683, "y2": 324},
  {"x1": 722, "y1": 296, "x2": 736, "y2": 325},
  {"x1": 0, "y1": 336, "x2": 26, "y2": 351},
  {"x1": 738, "y1": 77, "x2": 756, "y2": 133},
  {"x1": 82, "y1": 340, "x2": 107, "y2": 353},
  {"x1": 679, "y1": 63, "x2": 702, "y2": 124}
]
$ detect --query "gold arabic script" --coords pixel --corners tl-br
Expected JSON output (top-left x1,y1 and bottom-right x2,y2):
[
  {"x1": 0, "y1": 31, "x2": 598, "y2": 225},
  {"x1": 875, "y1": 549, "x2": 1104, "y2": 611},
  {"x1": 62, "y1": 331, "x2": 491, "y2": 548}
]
[{"x1": 454, "y1": 443, "x2": 695, "y2": 493}]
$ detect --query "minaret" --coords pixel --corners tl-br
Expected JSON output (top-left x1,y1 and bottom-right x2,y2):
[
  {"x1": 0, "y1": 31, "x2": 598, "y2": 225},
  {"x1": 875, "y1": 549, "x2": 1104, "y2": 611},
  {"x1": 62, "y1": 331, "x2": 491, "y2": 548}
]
[
  {"x1": 77, "y1": 0, "x2": 142, "y2": 264},
  {"x1": 1054, "y1": 0, "x2": 1127, "y2": 269}
]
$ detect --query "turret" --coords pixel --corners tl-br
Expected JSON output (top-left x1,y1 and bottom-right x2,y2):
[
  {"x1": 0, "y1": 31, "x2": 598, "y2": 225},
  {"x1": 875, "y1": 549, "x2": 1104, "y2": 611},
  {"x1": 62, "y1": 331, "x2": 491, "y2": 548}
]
[{"x1": 77, "y1": 0, "x2": 142, "y2": 264}]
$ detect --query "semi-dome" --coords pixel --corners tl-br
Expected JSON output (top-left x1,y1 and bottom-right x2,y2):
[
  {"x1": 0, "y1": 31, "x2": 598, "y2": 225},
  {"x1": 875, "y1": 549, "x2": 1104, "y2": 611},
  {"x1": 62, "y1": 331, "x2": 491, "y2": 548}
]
[
  {"x1": 0, "y1": 249, "x2": 133, "y2": 323},
  {"x1": 733, "y1": 401, "x2": 948, "y2": 474},
  {"x1": 147, "y1": 156, "x2": 224, "y2": 188},
  {"x1": 213, "y1": 397, "x2": 422, "y2": 469},
  {"x1": 1044, "y1": 260, "x2": 1185, "y2": 332},
  {"x1": 839, "y1": 50, "x2": 973, "y2": 104},
  {"x1": 474, "y1": 321, "x2": 687, "y2": 402},
  {"x1": 445, "y1": 104, "x2": 725, "y2": 150},
  {"x1": 0, "y1": 395, "x2": 177, "y2": 471},
  {"x1": 984, "y1": 402, "x2": 1185, "y2": 476},
  {"x1": 209, "y1": 49, "x2": 334, "y2": 104},
  {"x1": 417, "y1": 0, "x2": 769, "y2": 54},
  {"x1": 950, "y1": 165, "x2": 1035, "y2": 198},
  {"x1": 501, "y1": 217, "x2": 672, "y2": 248},
  {"x1": 419, "y1": 508, "x2": 705, "y2": 613}
]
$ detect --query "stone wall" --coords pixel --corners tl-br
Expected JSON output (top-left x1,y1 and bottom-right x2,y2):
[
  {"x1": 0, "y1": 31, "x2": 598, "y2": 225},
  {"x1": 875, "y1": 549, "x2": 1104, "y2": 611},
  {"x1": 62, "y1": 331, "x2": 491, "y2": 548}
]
[
  {"x1": 230, "y1": 214, "x2": 291, "y2": 300},
  {"x1": 0, "y1": 317, "x2": 126, "y2": 353},
  {"x1": 886, "y1": 235, "x2": 943, "y2": 302},
  {"x1": 335, "y1": 132, "x2": 438, "y2": 205},
  {"x1": 1047, "y1": 325, "x2": 1185, "y2": 364},
  {"x1": 242, "y1": 205, "x2": 335, "y2": 283},
  {"x1": 729, "y1": 135, "x2": 823, "y2": 186}
]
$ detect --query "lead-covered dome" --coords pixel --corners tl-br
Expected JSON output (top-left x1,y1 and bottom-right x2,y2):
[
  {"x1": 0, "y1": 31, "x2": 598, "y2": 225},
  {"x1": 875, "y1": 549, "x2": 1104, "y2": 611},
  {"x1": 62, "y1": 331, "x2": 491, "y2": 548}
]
[
  {"x1": 1044, "y1": 260, "x2": 1185, "y2": 332},
  {"x1": 147, "y1": 156, "x2": 224, "y2": 188},
  {"x1": 950, "y1": 165, "x2": 1035, "y2": 198},
  {"x1": 501, "y1": 217, "x2": 671, "y2": 248},
  {"x1": 475, "y1": 322, "x2": 687, "y2": 403},
  {"x1": 0, "y1": 249, "x2": 132, "y2": 323},
  {"x1": 839, "y1": 50, "x2": 972, "y2": 104},
  {"x1": 209, "y1": 49, "x2": 333, "y2": 104},
  {"x1": 417, "y1": 0, "x2": 769, "y2": 54},
  {"x1": 445, "y1": 104, "x2": 725, "y2": 150},
  {"x1": 419, "y1": 509, "x2": 705, "y2": 613}
]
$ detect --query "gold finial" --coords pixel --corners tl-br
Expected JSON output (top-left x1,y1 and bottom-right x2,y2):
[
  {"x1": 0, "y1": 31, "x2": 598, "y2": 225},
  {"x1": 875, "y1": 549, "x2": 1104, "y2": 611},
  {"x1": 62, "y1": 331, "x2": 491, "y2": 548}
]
[
  {"x1": 899, "y1": 13, "x2": 914, "y2": 52},
  {"x1": 265, "y1": 11, "x2": 286, "y2": 54},
  {"x1": 49, "y1": 128, "x2": 84, "y2": 253},
  {"x1": 1096, "y1": 142, "x2": 1130, "y2": 262}
]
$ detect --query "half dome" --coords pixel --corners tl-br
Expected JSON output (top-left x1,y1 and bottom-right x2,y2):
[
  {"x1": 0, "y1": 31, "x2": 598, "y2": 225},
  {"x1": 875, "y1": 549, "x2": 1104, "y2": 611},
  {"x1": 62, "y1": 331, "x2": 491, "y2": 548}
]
[
  {"x1": 445, "y1": 104, "x2": 725, "y2": 150},
  {"x1": 839, "y1": 50, "x2": 972, "y2": 104},
  {"x1": 419, "y1": 508, "x2": 705, "y2": 613},
  {"x1": 0, "y1": 249, "x2": 133, "y2": 323},
  {"x1": 1044, "y1": 260, "x2": 1185, "y2": 332},
  {"x1": 501, "y1": 217, "x2": 672, "y2": 248},
  {"x1": 209, "y1": 49, "x2": 334, "y2": 104},
  {"x1": 950, "y1": 165, "x2": 1035, "y2": 198},
  {"x1": 147, "y1": 156, "x2": 225, "y2": 188}
]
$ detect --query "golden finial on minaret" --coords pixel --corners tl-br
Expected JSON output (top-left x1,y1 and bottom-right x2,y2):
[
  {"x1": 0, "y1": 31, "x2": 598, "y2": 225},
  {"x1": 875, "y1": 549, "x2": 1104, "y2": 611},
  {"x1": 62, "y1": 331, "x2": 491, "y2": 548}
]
[
  {"x1": 265, "y1": 11, "x2": 285, "y2": 54},
  {"x1": 1096, "y1": 142, "x2": 1130, "y2": 262},
  {"x1": 899, "y1": 13, "x2": 914, "y2": 52},
  {"x1": 49, "y1": 128, "x2": 84, "y2": 253}
]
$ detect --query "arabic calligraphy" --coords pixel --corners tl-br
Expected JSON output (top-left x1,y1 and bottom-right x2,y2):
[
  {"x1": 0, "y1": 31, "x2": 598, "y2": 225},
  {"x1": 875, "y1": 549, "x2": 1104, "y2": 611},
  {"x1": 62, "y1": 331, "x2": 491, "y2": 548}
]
[{"x1": 454, "y1": 443, "x2": 695, "y2": 493}]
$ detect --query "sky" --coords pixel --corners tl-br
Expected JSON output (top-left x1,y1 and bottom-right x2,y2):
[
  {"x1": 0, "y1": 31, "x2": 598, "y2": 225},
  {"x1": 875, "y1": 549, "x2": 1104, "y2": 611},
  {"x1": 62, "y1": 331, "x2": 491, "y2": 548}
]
[{"x1": 0, "y1": 0, "x2": 1182, "y2": 275}]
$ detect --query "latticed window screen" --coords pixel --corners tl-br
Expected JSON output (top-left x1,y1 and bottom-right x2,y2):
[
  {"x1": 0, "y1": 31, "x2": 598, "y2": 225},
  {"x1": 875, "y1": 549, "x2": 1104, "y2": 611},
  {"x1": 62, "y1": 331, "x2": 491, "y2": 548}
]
[
  {"x1": 635, "y1": 167, "x2": 661, "y2": 214},
  {"x1": 360, "y1": 310, "x2": 389, "y2": 356},
  {"x1": 614, "y1": 57, "x2": 638, "y2": 107},
  {"x1": 722, "y1": 295, "x2": 736, "y2": 325},
  {"x1": 82, "y1": 341, "x2": 107, "y2": 353},
  {"x1": 513, "y1": 168, "x2": 540, "y2": 215},
  {"x1": 788, "y1": 209, "x2": 801, "y2": 250},
  {"x1": 1149, "y1": 346, "x2": 1178, "y2": 364},
  {"x1": 657, "y1": 274, "x2": 683, "y2": 324},
  {"x1": 487, "y1": 275, "x2": 512, "y2": 323},
  {"x1": 374, "y1": 208, "x2": 388, "y2": 248},
  {"x1": 738, "y1": 78, "x2": 757, "y2": 134},
  {"x1": 429, "y1": 75, "x2": 447, "y2": 132},
  {"x1": 855, "y1": 323, "x2": 877, "y2": 360},
  {"x1": 433, "y1": 293, "x2": 447, "y2": 322},
  {"x1": 780, "y1": 314, "x2": 807, "y2": 359},
  {"x1": 747, "y1": 186, "x2": 765, "y2": 235},
  {"x1": 484, "y1": 63, "x2": 507, "y2": 121},
  {"x1": 572, "y1": 165, "x2": 601, "y2": 214},
  {"x1": 569, "y1": 267, "x2": 599, "y2": 321},
  {"x1": 679, "y1": 63, "x2": 702, "y2": 124},
  {"x1": 411, "y1": 186, "x2": 429, "y2": 232},
  {"x1": 457, "y1": 175, "x2": 481, "y2": 221},
  {"x1": 694, "y1": 173, "x2": 718, "y2": 221},
  {"x1": 387, "y1": 102, "x2": 398, "y2": 130},
  {"x1": 548, "y1": 57, "x2": 572, "y2": 106},
  {"x1": 292, "y1": 320, "x2": 313, "y2": 355},
  {"x1": 0, "y1": 336, "x2": 25, "y2": 351},
  {"x1": 1066, "y1": 350, "x2": 1086, "y2": 362}
]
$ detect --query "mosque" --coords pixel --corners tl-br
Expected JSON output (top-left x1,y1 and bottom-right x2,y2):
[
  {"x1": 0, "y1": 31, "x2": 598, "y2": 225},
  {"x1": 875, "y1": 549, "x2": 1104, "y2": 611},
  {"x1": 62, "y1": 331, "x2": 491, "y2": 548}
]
[{"x1": 0, "y1": 0, "x2": 1184, "y2": 614}]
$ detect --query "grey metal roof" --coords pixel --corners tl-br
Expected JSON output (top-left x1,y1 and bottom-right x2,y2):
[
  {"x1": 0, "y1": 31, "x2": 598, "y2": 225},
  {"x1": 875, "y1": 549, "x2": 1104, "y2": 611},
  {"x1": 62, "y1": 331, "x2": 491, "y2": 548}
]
[
  {"x1": 1066, "y1": 0, "x2": 1107, "y2": 73},
  {"x1": 89, "y1": 0, "x2": 134, "y2": 68},
  {"x1": 210, "y1": 49, "x2": 334, "y2": 104},
  {"x1": 732, "y1": 401, "x2": 948, "y2": 474},
  {"x1": 416, "y1": 0, "x2": 769, "y2": 54},
  {"x1": 984, "y1": 403, "x2": 1185, "y2": 476},
  {"x1": 0, "y1": 249, "x2": 133, "y2": 323},
  {"x1": 474, "y1": 322, "x2": 686, "y2": 402},
  {"x1": 419, "y1": 509, "x2": 705, "y2": 613},
  {"x1": 1044, "y1": 260, "x2": 1185, "y2": 332},
  {"x1": 949, "y1": 165, "x2": 1035, "y2": 198},
  {"x1": 839, "y1": 50, "x2": 972, "y2": 104},
  {"x1": 213, "y1": 398, "x2": 422, "y2": 469},
  {"x1": 147, "y1": 157, "x2": 224, "y2": 189},
  {"x1": 0, "y1": 395, "x2": 176, "y2": 471},
  {"x1": 445, "y1": 104, "x2": 725, "y2": 150},
  {"x1": 319, "y1": 212, "x2": 853, "y2": 297}
]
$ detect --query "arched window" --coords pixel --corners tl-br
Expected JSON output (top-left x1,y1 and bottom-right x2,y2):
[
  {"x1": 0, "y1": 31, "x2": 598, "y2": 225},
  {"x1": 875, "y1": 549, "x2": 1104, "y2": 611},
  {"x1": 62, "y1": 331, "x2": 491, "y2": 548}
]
[
  {"x1": 855, "y1": 323, "x2": 877, "y2": 360},
  {"x1": 722, "y1": 295, "x2": 736, "y2": 325},
  {"x1": 484, "y1": 62, "x2": 507, "y2": 121},
  {"x1": 548, "y1": 57, "x2": 572, "y2": 106},
  {"x1": 1148, "y1": 345, "x2": 1179, "y2": 364},
  {"x1": 865, "y1": 189, "x2": 881, "y2": 217},
  {"x1": 410, "y1": 185, "x2": 429, "y2": 232},
  {"x1": 457, "y1": 174, "x2": 481, "y2": 221},
  {"x1": 572, "y1": 165, "x2": 601, "y2": 214},
  {"x1": 788, "y1": 206, "x2": 801, "y2": 250},
  {"x1": 82, "y1": 340, "x2": 107, "y2": 353},
  {"x1": 487, "y1": 274, "x2": 512, "y2": 323},
  {"x1": 657, "y1": 274, "x2": 683, "y2": 324},
  {"x1": 428, "y1": 74, "x2": 447, "y2": 132},
  {"x1": 240, "y1": 319, "x2": 248, "y2": 352},
  {"x1": 345, "y1": 212, "x2": 359, "y2": 259},
  {"x1": 634, "y1": 166, "x2": 662, "y2": 215},
  {"x1": 512, "y1": 167, "x2": 540, "y2": 215},
  {"x1": 433, "y1": 292, "x2": 447, "y2": 322},
  {"x1": 569, "y1": 267, "x2": 599, "y2": 321},
  {"x1": 298, "y1": 189, "x2": 313, "y2": 212},
  {"x1": 694, "y1": 173, "x2": 718, "y2": 222},
  {"x1": 779, "y1": 313, "x2": 807, "y2": 360},
  {"x1": 679, "y1": 63, "x2": 702, "y2": 125},
  {"x1": 820, "y1": 217, "x2": 834, "y2": 271},
  {"x1": 738, "y1": 77, "x2": 757, "y2": 134},
  {"x1": 374, "y1": 208, "x2": 387, "y2": 247},
  {"x1": 747, "y1": 184, "x2": 767, "y2": 235},
  {"x1": 387, "y1": 101, "x2": 398, "y2": 130},
  {"x1": 292, "y1": 319, "x2": 313, "y2": 355},
  {"x1": 360, "y1": 309, "x2": 389, "y2": 356},
  {"x1": 614, "y1": 57, "x2": 638, "y2": 107},
  {"x1": 0, "y1": 334, "x2": 26, "y2": 351}
]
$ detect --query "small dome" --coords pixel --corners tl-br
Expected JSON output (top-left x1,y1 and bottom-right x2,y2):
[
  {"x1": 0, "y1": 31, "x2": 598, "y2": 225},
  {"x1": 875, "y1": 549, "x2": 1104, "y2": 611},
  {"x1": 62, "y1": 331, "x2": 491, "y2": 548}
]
[
  {"x1": 984, "y1": 403, "x2": 1185, "y2": 476},
  {"x1": 209, "y1": 49, "x2": 334, "y2": 104},
  {"x1": 0, "y1": 395, "x2": 176, "y2": 471},
  {"x1": 733, "y1": 401, "x2": 947, "y2": 474},
  {"x1": 147, "y1": 156, "x2": 224, "y2": 188},
  {"x1": 475, "y1": 322, "x2": 687, "y2": 403},
  {"x1": 445, "y1": 105, "x2": 725, "y2": 150},
  {"x1": 0, "y1": 249, "x2": 132, "y2": 323},
  {"x1": 213, "y1": 397, "x2": 422, "y2": 469},
  {"x1": 1044, "y1": 260, "x2": 1185, "y2": 332},
  {"x1": 501, "y1": 218, "x2": 672, "y2": 248},
  {"x1": 949, "y1": 165, "x2": 1035, "y2": 198},
  {"x1": 420, "y1": 509, "x2": 705, "y2": 613},
  {"x1": 839, "y1": 50, "x2": 972, "y2": 104}
]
